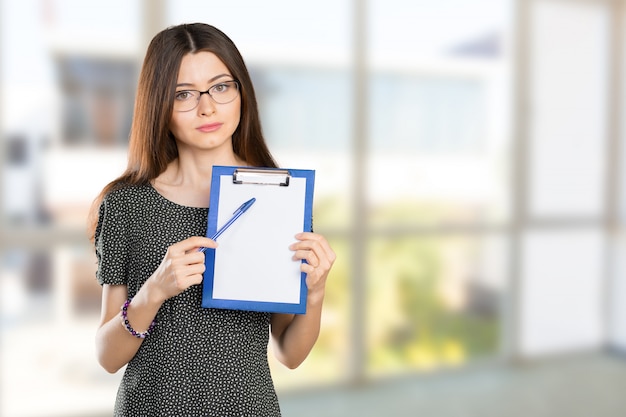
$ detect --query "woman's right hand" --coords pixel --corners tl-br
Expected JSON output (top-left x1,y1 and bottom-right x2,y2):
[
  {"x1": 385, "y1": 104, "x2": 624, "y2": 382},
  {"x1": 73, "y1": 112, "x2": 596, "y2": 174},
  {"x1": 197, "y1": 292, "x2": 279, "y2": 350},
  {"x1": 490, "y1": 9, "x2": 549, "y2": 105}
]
[
  {"x1": 96, "y1": 236, "x2": 217, "y2": 373},
  {"x1": 146, "y1": 236, "x2": 218, "y2": 302}
]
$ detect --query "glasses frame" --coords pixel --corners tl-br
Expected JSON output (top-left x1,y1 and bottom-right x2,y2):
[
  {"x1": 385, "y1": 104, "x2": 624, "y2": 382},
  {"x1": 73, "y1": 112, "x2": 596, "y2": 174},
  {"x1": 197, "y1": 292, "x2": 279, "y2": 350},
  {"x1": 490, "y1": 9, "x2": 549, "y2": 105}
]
[{"x1": 173, "y1": 80, "x2": 240, "y2": 112}]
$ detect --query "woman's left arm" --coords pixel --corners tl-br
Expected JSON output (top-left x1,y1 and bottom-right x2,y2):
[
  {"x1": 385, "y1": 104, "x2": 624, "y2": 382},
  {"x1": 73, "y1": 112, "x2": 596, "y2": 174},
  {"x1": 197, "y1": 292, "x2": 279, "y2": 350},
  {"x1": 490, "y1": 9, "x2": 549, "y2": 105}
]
[{"x1": 270, "y1": 232, "x2": 336, "y2": 369}]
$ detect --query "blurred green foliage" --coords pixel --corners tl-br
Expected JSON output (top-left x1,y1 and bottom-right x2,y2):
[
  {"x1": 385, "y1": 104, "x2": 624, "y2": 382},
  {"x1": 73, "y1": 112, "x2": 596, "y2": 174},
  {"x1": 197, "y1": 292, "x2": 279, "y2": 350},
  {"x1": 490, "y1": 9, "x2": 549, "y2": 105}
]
[
  {"x1": 272, "y1": 197, "x2": 501, "y2": 387},
  {"x1": 366, "y1": 202, "x2": 500, "y2": 375}
]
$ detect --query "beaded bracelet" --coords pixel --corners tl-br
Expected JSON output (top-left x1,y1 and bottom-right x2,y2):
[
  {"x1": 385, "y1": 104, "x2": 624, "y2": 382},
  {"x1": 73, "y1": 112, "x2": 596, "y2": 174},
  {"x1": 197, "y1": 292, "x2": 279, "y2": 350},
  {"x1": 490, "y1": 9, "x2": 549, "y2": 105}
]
[{"x1": 120, "y1": 298, "x2": 156, "y2": 339}]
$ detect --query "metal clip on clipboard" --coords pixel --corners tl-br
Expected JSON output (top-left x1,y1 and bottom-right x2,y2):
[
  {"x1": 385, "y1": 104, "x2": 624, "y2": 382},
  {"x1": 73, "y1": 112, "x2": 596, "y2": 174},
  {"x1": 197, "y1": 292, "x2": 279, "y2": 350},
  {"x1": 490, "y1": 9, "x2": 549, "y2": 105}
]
[{"x1": 233, "y1": 168, "x2": 291, "y2": 186}]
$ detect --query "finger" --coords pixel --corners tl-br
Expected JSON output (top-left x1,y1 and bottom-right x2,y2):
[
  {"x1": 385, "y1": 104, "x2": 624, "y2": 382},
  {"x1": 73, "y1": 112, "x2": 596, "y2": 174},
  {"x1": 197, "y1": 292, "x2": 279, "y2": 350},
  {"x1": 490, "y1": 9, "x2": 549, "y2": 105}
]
[
  {"x1": 292, "y1": 249, "x2": 319, "y2": 267},
  {"x1": 185, "y1": 249, "x2": 208, "y2": 266},
  {"x1": 186, "y1": 273, "x2": 204, "y2": 287},
  {"x1": 175, "y1": 272, "x2": 204, "y2": 292},
  {"x1": 302, "y1": 263, "x2": 327, "y2": 290},
  {"x1": 312, "y1": 236, "x2": 336, "y2": 265},
  {"x1": 294, "y1": 233, "x2": 335, "y2": 260},
  {"x1": 184, "y1": 265, "x2": 206, "y2": 285},
  {"x1": 172, "y1": 262, "x2": 206, "y2": 290},
  {"x1": 291, "y1": 239, "x2": 332, "y2": 268},
  {"x1": 167, "y1": 247, "x2": 205, "y2": 268},
  {"x1": 172, "y1": 236, "x2": 217, "y2": 254},
  {"x1": 290, "y1": 235, "x2": 323, "y2": 252},
  {"x1": 298, "y1": 260, "x2": 314, "y2": 276}
]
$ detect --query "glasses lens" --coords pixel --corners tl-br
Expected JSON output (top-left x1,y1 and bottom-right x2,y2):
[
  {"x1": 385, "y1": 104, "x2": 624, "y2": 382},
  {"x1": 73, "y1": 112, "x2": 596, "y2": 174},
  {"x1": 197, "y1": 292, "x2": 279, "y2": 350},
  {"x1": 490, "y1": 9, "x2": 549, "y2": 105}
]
[
  {"x1": 173, "y1": 90, "x2": 200, "y2": 112},
  {"x1": 210, "y1": 81, "x2": 239, "y2": 104}
]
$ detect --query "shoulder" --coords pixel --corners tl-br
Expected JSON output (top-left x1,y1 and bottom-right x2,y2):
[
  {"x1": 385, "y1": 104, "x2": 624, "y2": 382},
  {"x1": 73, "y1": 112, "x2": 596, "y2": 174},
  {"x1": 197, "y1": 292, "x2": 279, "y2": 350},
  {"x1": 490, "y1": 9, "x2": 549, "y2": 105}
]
[
  {"x1": 97, "y1": 183, "x2": 157, "y2": 224},
  {"x1": 101, "y1": 182, "x2": 154, "y2": 208},
  {"x1": 95, "y1": 183, "x2": 155, "y2": 236}
]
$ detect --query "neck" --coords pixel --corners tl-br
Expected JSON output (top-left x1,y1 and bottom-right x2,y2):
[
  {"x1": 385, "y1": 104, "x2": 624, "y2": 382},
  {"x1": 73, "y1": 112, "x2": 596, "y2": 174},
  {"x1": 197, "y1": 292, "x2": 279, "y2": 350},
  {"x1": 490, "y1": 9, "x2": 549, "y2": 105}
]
[{"x1": 152, "y1": 149, "x2": 246, "y2": 208}]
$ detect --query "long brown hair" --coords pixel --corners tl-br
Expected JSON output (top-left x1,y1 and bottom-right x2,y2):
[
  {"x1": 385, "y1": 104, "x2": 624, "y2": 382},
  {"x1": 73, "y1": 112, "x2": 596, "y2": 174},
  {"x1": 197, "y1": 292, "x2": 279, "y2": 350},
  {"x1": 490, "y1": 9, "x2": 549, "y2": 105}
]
[{"x1": 87, "y1": 23, "x2": 277, "y2": 240}]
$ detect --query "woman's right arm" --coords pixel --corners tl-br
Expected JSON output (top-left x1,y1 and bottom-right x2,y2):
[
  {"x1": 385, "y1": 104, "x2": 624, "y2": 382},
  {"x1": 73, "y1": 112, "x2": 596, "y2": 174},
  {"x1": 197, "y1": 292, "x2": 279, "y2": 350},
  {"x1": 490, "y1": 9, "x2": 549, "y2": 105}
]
[
  {"x1": 96, "y1": 283, "x2": 162, "y2": 373},
  {"x1": 95, "y1": 236, "x2": 217, "y2": 373}
]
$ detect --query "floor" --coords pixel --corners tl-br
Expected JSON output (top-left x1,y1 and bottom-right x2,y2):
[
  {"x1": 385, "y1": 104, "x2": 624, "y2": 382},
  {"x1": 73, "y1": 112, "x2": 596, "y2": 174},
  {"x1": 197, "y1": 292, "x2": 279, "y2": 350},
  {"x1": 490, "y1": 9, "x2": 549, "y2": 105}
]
[
  {"x1": 13, "y1": 347, "x2": 626, "y2": 417},
  {"x1": 278, "y1": 352, "x2": 626, "y2": 417}
]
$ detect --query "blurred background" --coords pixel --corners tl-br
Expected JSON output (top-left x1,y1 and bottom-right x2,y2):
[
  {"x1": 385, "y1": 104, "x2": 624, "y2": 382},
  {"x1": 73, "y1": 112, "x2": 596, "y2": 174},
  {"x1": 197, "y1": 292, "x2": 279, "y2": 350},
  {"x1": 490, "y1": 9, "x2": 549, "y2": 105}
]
[{"x1": 1, "y1": 0, "x2": 626, "y2": 416}]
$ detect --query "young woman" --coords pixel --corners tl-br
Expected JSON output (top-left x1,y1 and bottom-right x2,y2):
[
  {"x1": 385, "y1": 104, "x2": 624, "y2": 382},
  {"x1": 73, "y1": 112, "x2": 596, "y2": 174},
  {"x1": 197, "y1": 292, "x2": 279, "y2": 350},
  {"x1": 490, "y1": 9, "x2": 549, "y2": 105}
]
[{"x1": 87, "y1": 23, "x2": 335, "y2": 416}]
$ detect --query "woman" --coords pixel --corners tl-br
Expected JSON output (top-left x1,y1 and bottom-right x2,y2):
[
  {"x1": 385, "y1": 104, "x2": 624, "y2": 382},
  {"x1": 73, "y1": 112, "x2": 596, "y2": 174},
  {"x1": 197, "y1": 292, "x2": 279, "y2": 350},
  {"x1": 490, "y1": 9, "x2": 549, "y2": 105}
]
[{"x1": 87, "y1": 23, "x2": 335, "y2": 416}]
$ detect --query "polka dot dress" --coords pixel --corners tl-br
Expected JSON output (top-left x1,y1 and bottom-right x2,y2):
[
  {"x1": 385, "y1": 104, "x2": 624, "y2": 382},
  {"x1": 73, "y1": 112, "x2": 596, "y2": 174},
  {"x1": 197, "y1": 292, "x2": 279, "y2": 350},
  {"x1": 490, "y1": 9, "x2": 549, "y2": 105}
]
[{"x1": 95, "y1": 183, "x2": 281, "y2": 416}]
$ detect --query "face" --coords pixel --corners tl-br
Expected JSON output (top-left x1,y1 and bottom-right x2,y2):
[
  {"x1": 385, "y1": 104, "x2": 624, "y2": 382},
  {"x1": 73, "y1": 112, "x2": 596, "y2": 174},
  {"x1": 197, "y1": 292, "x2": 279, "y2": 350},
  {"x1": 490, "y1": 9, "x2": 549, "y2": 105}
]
[{"x1": 169, "y1": 51, "x2": 241, "y2": 156}]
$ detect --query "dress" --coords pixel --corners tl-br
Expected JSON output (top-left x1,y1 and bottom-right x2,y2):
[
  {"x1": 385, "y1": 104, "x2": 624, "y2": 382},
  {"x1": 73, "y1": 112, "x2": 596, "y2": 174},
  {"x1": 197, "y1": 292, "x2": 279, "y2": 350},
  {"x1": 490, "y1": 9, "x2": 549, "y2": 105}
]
[{"x1": 95, "y1": 183, "x2": 281, "y2": 416}]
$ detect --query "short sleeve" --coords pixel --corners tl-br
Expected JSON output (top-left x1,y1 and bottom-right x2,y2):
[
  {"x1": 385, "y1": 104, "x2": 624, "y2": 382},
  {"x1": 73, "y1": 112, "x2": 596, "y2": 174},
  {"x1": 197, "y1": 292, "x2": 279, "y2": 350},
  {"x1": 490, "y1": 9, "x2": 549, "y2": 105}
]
[{"x1": 95, "y1": 191, "x2": 130, "y2": 286}]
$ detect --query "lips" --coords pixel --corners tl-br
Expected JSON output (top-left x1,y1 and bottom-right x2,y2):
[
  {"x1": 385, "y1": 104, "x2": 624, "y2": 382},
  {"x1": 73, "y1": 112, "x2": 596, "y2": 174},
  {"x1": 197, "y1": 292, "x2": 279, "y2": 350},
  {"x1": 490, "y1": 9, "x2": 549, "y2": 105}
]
[{"x1": 197, "y1": 123, "x2": 223, "y2": 133}]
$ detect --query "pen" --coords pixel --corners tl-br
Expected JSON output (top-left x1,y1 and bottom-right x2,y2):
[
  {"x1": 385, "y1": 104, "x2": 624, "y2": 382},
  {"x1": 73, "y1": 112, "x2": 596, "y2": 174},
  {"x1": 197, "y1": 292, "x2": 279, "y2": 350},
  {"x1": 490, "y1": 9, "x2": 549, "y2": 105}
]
[{"x1": 199, "y1": 197, "x2": 256, "y2": 252}]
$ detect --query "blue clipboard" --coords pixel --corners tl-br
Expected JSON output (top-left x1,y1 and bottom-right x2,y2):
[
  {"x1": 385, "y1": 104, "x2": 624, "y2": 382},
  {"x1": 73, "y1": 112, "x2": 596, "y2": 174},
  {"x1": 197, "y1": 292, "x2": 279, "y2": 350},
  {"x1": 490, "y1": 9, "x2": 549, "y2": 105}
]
[{"x1": 202, "y1": 165, "x2": 315, "y2": 314}]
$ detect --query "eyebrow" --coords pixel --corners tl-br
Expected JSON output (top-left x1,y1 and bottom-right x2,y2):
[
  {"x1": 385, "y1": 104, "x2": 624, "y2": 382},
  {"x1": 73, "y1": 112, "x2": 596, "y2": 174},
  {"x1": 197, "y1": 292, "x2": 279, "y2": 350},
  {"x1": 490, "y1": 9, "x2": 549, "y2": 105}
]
[{"x1": 176, "y1": 73, "x2": 232, "y2": 89}]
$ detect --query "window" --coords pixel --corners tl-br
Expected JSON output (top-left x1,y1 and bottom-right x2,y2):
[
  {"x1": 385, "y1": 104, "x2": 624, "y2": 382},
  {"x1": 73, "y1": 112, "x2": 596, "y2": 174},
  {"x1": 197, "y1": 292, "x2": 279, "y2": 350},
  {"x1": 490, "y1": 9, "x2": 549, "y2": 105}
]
[
  {"x1": 58, "y1": 56, "x2": 137, "y2": 146},
  {"x1": 1, "y1": 6, "x2": 619, "y2": 417}
]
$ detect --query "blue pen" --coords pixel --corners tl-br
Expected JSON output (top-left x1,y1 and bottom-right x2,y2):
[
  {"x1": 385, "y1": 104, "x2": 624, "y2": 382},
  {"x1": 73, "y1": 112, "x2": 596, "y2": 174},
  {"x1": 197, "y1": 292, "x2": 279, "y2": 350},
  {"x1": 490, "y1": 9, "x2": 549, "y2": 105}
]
[{"x1": 199, "y1": 197, "x2": 256, "y2": 252}]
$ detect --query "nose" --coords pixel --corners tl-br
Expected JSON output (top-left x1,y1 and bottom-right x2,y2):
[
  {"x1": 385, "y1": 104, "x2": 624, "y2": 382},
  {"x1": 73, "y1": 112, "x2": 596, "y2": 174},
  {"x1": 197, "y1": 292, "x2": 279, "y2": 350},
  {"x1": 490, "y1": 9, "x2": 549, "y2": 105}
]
[{"x1": 197, "y1": 91, "x2": 216, "y2": 114}]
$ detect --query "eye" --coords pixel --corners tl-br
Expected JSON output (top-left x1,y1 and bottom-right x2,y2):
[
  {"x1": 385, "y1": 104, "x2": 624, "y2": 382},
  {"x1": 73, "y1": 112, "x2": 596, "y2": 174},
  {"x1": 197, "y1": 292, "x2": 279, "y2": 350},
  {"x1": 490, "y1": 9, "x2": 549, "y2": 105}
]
[
  {"x1": 174, "y1": 90, "x2": 195, "y2": 101},
  {"x1": 211, "y1": 83, "x2": 230, "y2": 93}
]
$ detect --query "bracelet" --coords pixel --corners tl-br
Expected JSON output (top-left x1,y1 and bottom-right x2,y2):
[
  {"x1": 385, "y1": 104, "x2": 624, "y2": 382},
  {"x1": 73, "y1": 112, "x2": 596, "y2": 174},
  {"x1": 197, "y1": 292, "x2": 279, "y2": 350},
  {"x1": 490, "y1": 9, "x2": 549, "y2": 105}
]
[{"x1": 120, "y1": 298, "x2": 156, "y2": 339}]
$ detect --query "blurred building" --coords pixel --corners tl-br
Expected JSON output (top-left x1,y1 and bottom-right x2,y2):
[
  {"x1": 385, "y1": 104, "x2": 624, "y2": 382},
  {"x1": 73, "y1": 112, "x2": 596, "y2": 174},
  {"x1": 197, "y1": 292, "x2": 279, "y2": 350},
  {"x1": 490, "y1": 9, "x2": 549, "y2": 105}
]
[{"x1": 1, "y1": 1, "x2": 625, "y2": 416}]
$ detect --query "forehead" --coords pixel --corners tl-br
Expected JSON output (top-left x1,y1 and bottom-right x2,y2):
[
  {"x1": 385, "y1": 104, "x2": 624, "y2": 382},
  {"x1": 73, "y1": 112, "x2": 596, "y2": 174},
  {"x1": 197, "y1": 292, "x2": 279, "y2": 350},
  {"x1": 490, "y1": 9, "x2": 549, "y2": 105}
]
[{"x1": 177, "y1": 51, "x2": 231, "y2": 84}]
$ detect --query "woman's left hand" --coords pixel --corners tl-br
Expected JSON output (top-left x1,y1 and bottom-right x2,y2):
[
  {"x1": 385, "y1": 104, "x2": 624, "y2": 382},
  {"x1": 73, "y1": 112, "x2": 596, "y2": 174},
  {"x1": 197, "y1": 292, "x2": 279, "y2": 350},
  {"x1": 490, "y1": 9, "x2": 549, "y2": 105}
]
[{"x1": 289, "y1": 232, "x2": 336, "y2": 304}]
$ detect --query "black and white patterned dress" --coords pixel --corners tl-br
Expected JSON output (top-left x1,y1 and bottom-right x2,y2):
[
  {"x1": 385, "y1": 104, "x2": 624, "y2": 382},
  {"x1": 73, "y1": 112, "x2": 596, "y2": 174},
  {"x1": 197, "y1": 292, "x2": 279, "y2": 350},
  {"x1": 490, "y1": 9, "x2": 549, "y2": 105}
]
[{"x1": 95, "y1": 183, "x2": 281, "y2": 416}]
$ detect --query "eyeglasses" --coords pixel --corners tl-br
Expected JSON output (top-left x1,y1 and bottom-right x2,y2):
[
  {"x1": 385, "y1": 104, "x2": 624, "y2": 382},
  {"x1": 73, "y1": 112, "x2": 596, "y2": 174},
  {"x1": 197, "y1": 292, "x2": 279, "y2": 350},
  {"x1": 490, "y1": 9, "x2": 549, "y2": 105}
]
[{"x1": 173, "y1": 80, "x2": 240, "y2": 112}]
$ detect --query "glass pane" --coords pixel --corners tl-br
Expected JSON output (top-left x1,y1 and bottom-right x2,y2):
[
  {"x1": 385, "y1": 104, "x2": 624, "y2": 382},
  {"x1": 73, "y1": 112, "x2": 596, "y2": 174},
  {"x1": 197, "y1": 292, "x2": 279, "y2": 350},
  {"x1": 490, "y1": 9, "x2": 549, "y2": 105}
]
[
  {"x1": 253, "y1": 68, "x2": 353, "y2": 231},
  {"x1": 256, "y1": 69, "x2": 351, "y2": 153},
  {"x1": 609, "y1": 232, "x2": 626, "y2": 349},
  {"x1": 527, "y1": 1, "x2": 609, "y2": 218},
  {"x1": 2, "y1": 2, "x2": 356, "y2": 414},
  {"x1": 366, "y1": 234, "x2": 507, "y2": 377},
  {"x1": 1, "y1": 245, "x2": 119, "y2": 416},
  {"x1": 269, "y1": 237, "x2": 351, "y2": 389},
  {"x1": 167, "y1": 1, "x2": 355, "y2": 234},
  {"x1": 367, "y1": 0, "x2": 513, "y2": 227},
  {"x1": 520, "y1": 229, "x2": 604, "y2": 356},
  {"x1": 621, "y1": 17, "x2": 626, "y2": 229},
  {"x1": 57, "y1": 56, "x2": 137, "y2": 146},
  {"x1": 168, "y1": 0, "x2": 355, "y2": 388},
  {"x1": 369, "y1": 75, "x2": 487, "y2": 153},
  {"x1": 166, "y1": 0, "x2": 352, "y2": 65}
]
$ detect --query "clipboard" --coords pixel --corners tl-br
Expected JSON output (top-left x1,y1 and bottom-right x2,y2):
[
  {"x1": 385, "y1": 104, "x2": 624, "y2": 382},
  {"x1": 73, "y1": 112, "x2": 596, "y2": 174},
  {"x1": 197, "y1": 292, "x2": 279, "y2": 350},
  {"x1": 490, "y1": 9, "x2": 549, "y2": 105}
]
[{"x1": 201, "y1": 165, "x2": 315, "y2": 314}]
